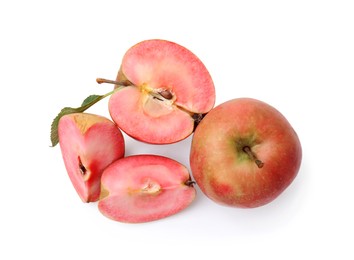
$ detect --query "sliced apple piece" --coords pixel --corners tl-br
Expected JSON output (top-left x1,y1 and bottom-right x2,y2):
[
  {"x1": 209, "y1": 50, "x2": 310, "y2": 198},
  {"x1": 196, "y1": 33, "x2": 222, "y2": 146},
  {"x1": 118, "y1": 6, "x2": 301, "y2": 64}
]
[
  {"x1": 98, "y1": 155, "x2": 196, "y2": 223},
  {"x1": 107, "y1": 39, "x2": 215, "y2": 144},
  {"x1": 58, "y1": 113, "x2": 125, "y2": 202}
]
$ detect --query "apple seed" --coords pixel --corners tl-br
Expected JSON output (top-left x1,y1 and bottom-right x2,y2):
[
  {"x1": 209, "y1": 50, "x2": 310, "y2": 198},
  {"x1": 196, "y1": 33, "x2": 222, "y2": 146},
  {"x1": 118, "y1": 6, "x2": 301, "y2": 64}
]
[
  {"x1": 158, "y1": 90, "x2": 173, "y2": 100},
  {"x1": 78, "y1": 156, "x2": 87, "y2": 175}
]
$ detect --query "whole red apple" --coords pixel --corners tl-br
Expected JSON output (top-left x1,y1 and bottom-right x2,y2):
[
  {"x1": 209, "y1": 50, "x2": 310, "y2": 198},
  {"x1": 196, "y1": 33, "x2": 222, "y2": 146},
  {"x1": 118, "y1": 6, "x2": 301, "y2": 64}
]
[{"x1": 190, "y1": 98, "x2": 302, "y2": 208}]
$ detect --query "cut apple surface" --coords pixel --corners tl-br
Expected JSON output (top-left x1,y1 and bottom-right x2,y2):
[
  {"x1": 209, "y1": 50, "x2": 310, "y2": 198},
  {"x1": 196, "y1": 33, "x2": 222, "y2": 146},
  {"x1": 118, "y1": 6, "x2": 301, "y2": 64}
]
[
  {"x1": 58, "y1": 113, "x2": 125, "y2": 202},
  {"x1": 98, "y1": 155, "x2": 196, "y2": 223},
  {"x1": 108, "y1": 39, "x2": 215, "y2": 144}
]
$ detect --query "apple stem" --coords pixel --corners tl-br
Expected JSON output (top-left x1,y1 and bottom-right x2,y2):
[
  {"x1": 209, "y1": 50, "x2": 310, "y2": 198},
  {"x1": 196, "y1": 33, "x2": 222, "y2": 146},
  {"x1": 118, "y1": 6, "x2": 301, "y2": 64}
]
[
  {"x1": 96, "y1": 78, "x2": 129, "y2": 87},
  {"x1": 243, "y1": 146, "x2": 264, "y2": 168}
]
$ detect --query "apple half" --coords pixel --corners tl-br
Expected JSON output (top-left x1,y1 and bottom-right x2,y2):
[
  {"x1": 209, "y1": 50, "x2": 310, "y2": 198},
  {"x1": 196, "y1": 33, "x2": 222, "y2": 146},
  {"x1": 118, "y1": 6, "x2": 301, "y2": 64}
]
[
  {"x1": 107, "y1": 39, "x2": 215, "y2": 144},
  {"x1": 98, "y1": 155, "x2": 196, "y2": 223},
  {"x1": 58, "y1": 113, "x2": 125, "y2": 202},
  {"x1": 190, "y1": 98, "x2": 302, "y2": 208}
]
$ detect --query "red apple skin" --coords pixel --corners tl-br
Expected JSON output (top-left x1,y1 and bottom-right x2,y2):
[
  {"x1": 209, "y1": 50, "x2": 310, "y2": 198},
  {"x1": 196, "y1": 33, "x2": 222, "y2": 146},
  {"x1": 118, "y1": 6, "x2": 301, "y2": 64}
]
[
  {"x1": 190, "y1": 98, "x2": 302, "y2": 208},
  {"x1": 58, "y1": 113, "x2": 125, "y2": 202}
]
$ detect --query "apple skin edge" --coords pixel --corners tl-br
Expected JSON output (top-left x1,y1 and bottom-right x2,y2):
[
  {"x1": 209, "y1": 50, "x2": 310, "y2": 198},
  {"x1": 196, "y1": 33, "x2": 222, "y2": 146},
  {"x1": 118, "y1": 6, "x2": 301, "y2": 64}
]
[{"x1": 190, "y1": 98, "x2": 302, "y2": 208}]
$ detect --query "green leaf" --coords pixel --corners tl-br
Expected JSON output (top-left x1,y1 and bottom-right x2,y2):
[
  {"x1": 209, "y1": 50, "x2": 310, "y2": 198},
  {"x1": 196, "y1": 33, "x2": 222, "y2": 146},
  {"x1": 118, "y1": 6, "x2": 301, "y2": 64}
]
[
  {"x1": 50, "y1": 94, "x2": 105, "y2": 147},
  {"x1": 49, "y1": 86, "x2": 120, "y2": 148},
  {"x1": 81, "y1": 95, "x2": 102, "y2": 107}
]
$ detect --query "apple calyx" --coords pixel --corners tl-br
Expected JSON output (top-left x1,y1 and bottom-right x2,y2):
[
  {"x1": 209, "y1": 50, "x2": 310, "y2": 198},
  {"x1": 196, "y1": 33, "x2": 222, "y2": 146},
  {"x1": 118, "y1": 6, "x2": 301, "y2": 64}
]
[
  {"x1": 243, "y1": 146, "x2": 264, "y2": 168},
  {"x1": 185, "y1": 179, "x2": 196, "y2": 187}
]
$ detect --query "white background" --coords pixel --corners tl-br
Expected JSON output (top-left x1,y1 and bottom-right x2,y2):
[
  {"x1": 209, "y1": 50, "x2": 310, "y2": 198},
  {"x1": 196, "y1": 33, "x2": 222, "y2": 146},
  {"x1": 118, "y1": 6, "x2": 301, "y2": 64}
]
[{"x1": 1, "y1": 0, "x2": 353, "y2": 259}]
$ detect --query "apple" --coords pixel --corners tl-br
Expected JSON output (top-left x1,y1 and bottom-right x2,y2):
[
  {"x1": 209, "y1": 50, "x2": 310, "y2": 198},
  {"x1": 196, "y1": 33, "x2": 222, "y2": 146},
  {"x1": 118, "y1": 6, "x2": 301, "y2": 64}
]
[
  {"x1": 58, "y1": 113, "x2": 125, "y2": 202},
  {"x1": 98, "y1": 155, "x2": 196, "y2": 223},
  {"x1": 190, "y1": 98, "x2": 302, "y2": 208},
  {"x1": 97, "y1": 39, "x2": 215, "y2": 144}
]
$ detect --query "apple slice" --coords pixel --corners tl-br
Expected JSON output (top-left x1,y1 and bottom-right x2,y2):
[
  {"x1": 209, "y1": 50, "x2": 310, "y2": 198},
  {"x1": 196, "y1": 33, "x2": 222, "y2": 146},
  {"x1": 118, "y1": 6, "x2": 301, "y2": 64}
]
[
  {"x1": 98, "y1": 155, "x2": 196, "y2": 223},
  {"x1": 102, "y1": 39, "x2": 215, "y2": 144},
  {"x1": 58, "y1": 113, "x2": 125, "y2": 202}
]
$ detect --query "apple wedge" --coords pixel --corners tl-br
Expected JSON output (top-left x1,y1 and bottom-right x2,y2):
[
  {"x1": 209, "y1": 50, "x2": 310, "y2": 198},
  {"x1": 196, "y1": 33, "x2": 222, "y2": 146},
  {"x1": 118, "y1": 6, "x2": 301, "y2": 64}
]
[
  {"x1": 58, "y1": 113, "x2": 125, "y2": 202},
  {"x1": 98, "y1": 155, "x2": 196, "y2": 223}
]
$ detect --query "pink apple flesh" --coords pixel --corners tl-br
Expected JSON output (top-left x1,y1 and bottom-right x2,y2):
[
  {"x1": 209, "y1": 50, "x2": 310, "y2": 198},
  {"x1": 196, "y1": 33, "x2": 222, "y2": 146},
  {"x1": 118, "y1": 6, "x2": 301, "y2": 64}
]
[
  {"x1": 58, "y1": 113, "x2": 125, "y2": 202},
  {"x1": 190, "y1": 98, "x2": 302, "y2": 208},
  {"x1": 98, "y1": 155, "x2": 196, "y2": 223},
  {"x1": 109, "y1": 39, "x2": 215, "y2": 144}
]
